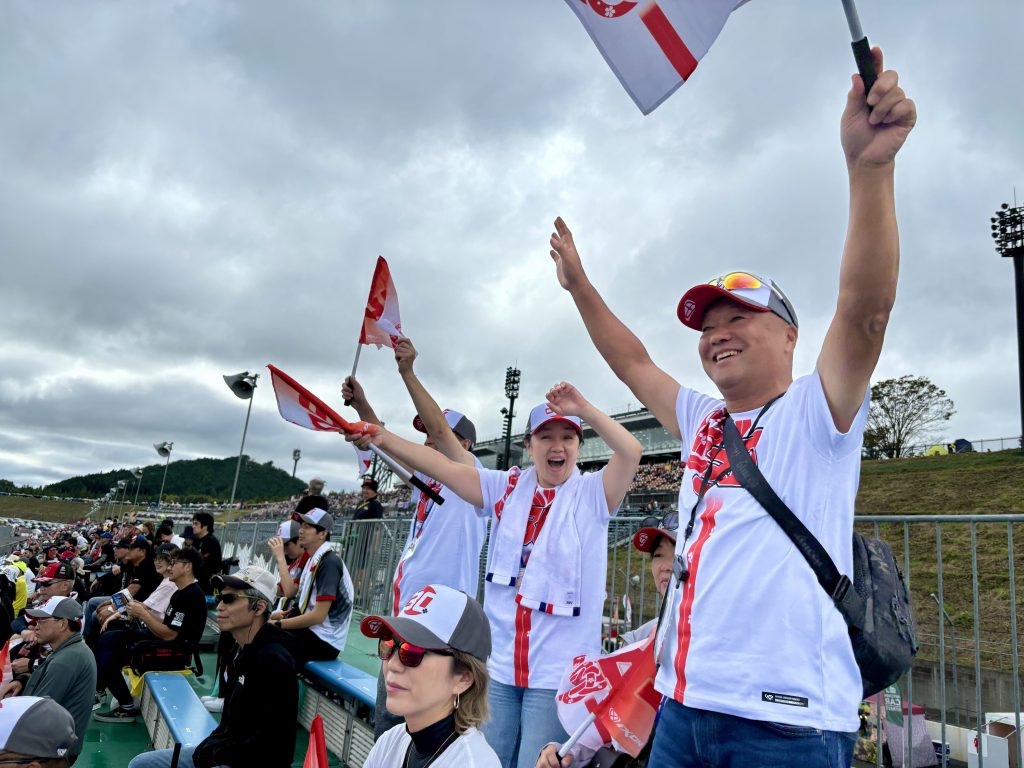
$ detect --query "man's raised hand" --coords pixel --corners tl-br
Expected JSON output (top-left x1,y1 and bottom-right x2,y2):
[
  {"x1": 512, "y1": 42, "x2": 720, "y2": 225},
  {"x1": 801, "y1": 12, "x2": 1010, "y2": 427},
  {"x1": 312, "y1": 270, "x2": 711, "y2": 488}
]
[
  {"x1": 550, "y1": 217, "x2": 588, "y2": 292},
  {"x1": 841, "y1": 47, "x2": 917, "y2": 168},
  {"x1": 342, "y1": 376, "x2": 367, "y2": 408},
  {"x1": 394, "y1": 338, "x2": 418, "y2": 375}
]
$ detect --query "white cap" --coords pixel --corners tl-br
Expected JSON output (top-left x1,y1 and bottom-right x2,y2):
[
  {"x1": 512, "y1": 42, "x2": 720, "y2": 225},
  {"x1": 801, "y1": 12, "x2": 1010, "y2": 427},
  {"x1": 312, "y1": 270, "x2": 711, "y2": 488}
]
[
  {"x1": 527, "y1": 403, "x2": 583, "y2": 437},
  {"x1": 211, "y1": 565, "x2": 278, "y2": 604}
]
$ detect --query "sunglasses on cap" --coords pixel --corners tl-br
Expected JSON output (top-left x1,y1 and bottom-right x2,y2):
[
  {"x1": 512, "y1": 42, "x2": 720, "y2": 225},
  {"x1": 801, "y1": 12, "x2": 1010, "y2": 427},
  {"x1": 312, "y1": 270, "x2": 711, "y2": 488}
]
[
  {"x1": 640, "y1": 511, "x2": 679, "y2": 533},
  {"x1": 708, "y1": 271, "x2": 798, "y2": 328},
  {"x1": 378, "y1": 637, "x2": 453, "y2": 668},
  {"x1": 215, "y1": 592, "x2": 260, "y2": 606}
]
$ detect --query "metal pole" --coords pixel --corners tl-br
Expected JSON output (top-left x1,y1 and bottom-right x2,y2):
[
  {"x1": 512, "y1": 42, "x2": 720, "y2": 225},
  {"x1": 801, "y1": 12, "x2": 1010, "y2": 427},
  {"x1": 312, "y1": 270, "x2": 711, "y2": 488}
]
[
  {"x1": 933, "y1": 527, "x2": 948, "y2": 765},
  {"x1": 229, "y1": 394, "x2": 255, "y2": 507},
  {"x1": 132, "y1": 471, "x2": 144, "y2": 511},
  {"x1": 1013, "y1": 253, "x2": 1024, "y2": 451},
  {"x1": 1007, "y1": 521, "x2": 1022, "y2": 768},
  {"x1": 970, "y1": 522, "x2": 984, "y2": 768},
  {"x1": 157, "y1": 453, "x2": 171, "y2": 511}
]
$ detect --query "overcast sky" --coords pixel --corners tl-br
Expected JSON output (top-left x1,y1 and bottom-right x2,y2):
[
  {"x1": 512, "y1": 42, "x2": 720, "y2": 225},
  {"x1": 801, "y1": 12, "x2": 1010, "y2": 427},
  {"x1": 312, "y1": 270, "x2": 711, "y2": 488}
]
[{"x1": 2, "y1": 1, "x2": 1022, "y2": 494}]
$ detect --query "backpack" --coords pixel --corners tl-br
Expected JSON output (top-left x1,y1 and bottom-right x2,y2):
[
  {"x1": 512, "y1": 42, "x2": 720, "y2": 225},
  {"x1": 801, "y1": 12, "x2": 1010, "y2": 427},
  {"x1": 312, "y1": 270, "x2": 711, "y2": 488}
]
[{"x1": 723, "y1": 417, "x2": 917, "y2": 697}]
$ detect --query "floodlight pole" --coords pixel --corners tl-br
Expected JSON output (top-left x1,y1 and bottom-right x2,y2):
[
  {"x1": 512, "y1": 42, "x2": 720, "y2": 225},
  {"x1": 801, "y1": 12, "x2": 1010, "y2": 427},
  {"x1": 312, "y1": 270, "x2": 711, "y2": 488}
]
[
  {"x1": 228, "y1": 374, "x2": 258, "y2": 507},
  {"x1": 131, "y1": 468, "x2": 144, "y2": 511},
  {"x1": 155, "y1": 442, "x2": 173, "y2": 511},
  {"x1": 991, "y1": 202, "x2": 1024, "y2": 451},
  {"x1": 500, "y1": 367, "x2": 521, "y2": 471},
  {"x1": 292, "y1": 449, "x2": 301, "y2": 478}
]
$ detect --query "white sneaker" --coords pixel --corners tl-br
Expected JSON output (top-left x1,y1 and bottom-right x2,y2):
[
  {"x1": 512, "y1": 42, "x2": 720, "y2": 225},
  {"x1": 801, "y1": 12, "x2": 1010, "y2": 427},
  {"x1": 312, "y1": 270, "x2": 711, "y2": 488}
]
[{"x1": 200, "y1": 696, "x2": 224, "y2": 713}]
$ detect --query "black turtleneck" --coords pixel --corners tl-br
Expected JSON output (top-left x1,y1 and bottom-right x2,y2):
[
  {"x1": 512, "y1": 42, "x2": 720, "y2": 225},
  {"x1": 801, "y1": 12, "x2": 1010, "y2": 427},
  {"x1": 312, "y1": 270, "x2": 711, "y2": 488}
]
[{"x1": 405, "y1": 713, "x2": 457, "y2": 767}]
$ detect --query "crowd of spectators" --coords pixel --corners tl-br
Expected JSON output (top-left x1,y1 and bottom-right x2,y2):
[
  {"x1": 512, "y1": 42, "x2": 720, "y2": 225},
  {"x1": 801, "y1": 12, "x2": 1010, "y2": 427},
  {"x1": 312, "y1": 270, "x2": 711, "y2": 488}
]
[{"x1": 627, "y1": 460, "x2": 683, "y2": 493}]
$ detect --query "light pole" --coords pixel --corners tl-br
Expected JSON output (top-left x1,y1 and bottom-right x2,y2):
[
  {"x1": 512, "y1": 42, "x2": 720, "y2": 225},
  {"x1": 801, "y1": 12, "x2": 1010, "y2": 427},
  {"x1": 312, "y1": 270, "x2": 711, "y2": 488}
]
[
  {"x1": 115, "y1": 479, "x2": 128, "y2": 521},
  {"x1": 130, "y1": 467, "x2": 144, "y2": 513},
  {"x1": 499, "y1": 367, "x2": 521, "y2": 471},
  {"x1": 223, "y1": 371, "x2": 258, "y2": 507},
  {"x1": 991, "y1": 201, "x2": 1024, "y2": 451},
  {"x1": 154, "y1": 441, "x2": 173, "y2": 511},
  {"x1": 292, "y1": 449, "x2": 301, "y2": 478}
]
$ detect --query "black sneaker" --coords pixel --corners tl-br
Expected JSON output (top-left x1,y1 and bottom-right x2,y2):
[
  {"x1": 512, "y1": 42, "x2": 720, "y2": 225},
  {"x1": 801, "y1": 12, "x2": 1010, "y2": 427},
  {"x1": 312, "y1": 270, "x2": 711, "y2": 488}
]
[{"x1": 93, "y1": 705, "x2": 139, "y2": 723}]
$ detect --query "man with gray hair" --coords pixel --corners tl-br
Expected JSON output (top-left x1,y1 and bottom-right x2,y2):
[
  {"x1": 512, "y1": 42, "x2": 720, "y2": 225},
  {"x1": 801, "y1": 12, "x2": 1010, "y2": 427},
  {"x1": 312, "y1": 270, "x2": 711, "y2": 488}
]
[{"x1": 127, "y1": 566, "x2": 298, "y2": 768}]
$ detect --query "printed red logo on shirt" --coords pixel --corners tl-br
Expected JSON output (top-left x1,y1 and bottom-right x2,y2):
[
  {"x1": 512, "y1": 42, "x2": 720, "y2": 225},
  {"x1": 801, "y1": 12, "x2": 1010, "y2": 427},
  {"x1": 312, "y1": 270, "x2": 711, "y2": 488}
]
[{"x1": 685, "y1": 409, "x2": 764, "y2": 492}]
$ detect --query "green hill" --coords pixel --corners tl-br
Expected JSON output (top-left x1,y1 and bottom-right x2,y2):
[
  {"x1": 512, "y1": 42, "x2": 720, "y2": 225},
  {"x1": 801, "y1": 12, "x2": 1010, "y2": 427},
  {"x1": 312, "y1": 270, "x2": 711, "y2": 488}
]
[{"x1": 41, "y1": 455, "x2": 306, "y2": 505}]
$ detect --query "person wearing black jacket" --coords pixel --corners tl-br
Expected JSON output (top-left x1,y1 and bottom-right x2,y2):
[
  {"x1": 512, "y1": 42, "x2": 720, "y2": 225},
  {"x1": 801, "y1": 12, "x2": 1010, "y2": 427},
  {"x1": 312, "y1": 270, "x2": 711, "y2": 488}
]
[
  {"x1": 126, "y1": 565, "x2": 298, "y2": 768},
  {"x1": 190, "y1": 512, "x2": 222, "y2": 595}
]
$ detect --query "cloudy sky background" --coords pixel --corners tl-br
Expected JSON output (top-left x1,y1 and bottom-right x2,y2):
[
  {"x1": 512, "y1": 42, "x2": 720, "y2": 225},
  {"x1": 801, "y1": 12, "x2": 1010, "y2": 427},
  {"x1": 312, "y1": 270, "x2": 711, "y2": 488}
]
[{"x1": 2, "y1": 1, "x2": 1022, "y2": 494}]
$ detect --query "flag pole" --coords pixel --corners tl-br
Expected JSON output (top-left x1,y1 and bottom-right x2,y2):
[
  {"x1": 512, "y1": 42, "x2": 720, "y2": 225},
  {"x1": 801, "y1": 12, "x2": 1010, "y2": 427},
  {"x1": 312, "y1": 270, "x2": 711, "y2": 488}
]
[
  {"x1": 366, "y1": 444, "x2": 445, "y2": 506},
  {"x1": 344, "y1": 344, "x2": 362, "y2": 406},
  {"x1": 558, "y1": 712, "x2": 597, "y2": 759},
  {"x1": 840, "y1": 0, "x2": 877, "y2": 95}
]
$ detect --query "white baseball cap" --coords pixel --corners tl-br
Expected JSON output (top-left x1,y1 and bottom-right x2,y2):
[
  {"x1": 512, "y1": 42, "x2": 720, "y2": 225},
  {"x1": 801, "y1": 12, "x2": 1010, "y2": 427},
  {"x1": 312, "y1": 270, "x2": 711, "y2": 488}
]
[
  {"x1": 527, "y1": 403, "x2": 583, "y2": 438},
  {"x1": 211, "y1": 565, "x2": 278, "y2": 604},
  {"x1": 24, "y1": 595, "x2": 84, "y2": 622},
  {"x1": 361, "y1": 584, "x2": 491, "y2": 662},
  {"x1": 297, "y1": 508, "x2": 333, "y2": 532}
]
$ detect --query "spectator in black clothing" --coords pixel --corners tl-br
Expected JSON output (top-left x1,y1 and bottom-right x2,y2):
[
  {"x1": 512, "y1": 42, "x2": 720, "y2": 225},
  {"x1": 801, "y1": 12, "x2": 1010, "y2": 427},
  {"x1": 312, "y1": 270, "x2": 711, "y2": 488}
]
[
  {"x1": 121, "y1": 536, "x2": 161, "y2": 602},
  {"x1": 93, "y1": 547, "x2": 208, "y2": 723},
  {"x1": 351, "y1": 477, "x2": 384, "y2": 595},
  {"x1": 353, "y1": 477, "x2": 385, "y2": 520},
  {"x1": 127, "y1": 566, "x2": 299, "y2": 768},
  {"x1": 190, "y1": 513, "x2": 222, "y2": 594}
]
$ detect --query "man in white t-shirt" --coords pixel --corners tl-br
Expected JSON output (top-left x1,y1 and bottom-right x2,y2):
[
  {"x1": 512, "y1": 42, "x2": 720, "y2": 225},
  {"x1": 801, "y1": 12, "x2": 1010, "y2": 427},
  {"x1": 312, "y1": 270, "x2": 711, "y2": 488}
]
[
  {"x1": 344, "y1": 337, "x2": 488, "y2": 740},
  {"x1": 548, "y1": 51, "x2": 917, "y2": 766}
]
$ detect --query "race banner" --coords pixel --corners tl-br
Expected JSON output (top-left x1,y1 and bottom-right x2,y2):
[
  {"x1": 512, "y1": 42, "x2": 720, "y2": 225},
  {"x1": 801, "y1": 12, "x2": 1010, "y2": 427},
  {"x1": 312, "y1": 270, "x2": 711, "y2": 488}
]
[
  {"x1": 359, "y1": 256, "x2": 405, "y2": 349},
  {"x1": 556, "y1": 634, "x2": 660, "y2": 757},
  {"x1": 564, "y1": 0, "x2": 751, "y2": 114}
]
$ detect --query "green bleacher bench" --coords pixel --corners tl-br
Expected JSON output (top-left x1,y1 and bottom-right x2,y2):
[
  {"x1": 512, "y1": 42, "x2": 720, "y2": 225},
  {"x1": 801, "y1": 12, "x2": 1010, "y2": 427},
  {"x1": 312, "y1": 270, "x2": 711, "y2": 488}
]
[
  {"x1": 299, "y1": 660, "x2": 377, "y2": 766},
  {"x1": 140, "y1": 673, "x2": 217, "y2": 751}
]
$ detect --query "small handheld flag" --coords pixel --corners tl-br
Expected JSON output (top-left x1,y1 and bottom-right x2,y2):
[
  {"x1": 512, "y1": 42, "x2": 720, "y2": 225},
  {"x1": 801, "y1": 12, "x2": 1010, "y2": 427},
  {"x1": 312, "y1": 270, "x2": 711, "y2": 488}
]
[
  {"x1": 267, "y1": 364, "x2": 444, "y2": 506},
  {"x1": 346, "y1": 256, "x2": 406, "y2": 404}
]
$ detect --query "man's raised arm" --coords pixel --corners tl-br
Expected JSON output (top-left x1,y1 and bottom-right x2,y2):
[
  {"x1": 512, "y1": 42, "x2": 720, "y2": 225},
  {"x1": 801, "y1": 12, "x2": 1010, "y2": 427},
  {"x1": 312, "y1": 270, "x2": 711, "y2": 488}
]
[
  {"x1": 818, "y1": 48, "x2": 917, "y2": 433},
  {"x1": 550, "y1": 217, "x2": 682, "y2": 437}
]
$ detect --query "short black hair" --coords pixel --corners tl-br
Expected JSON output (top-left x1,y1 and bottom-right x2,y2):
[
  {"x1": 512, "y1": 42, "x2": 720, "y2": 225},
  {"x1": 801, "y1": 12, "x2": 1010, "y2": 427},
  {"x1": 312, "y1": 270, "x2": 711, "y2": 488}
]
[
  {"x1": 192, "y1": 512, "x2": 214, "y2": 531},
  {"x1": 174, "y1": 547, "x2": 203, "y2": 574}
]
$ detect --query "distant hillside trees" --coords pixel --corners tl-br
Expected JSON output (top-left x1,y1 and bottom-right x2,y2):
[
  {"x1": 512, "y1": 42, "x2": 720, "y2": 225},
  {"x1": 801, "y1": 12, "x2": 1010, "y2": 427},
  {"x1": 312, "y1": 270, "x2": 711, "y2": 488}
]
[{"x1": 864, "y1": 375, "x2": 955, "y2": 459}]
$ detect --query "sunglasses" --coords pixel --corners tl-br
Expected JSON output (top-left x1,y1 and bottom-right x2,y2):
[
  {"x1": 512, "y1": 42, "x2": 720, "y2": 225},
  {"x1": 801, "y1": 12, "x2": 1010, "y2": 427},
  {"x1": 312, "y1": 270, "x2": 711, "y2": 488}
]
[
  {"x1": 216, "y1": 592, "x2": 260, "y2": 606},
  {"x1": 709, "y1": 272, "x2": 798, "y2": 328},
  {"x1": 378, "y1": 637, "x2": 453, "y2": 668},
  {"x1": 640, "y1": 511, "x2": 679, "y2": 533}
]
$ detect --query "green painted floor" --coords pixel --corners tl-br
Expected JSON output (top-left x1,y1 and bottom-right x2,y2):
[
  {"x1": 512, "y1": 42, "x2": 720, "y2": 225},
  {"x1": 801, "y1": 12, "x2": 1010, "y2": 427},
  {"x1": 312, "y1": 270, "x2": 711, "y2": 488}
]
[{"x1": 76, "y1": 618, "x2": 380, "y2": 768}]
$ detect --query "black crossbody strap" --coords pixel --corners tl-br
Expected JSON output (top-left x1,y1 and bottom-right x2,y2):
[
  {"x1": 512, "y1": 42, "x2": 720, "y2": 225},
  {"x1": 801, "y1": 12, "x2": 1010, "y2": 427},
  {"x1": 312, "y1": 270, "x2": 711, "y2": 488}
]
[{"x1": 722, "y1": 417, "x2": 864, "y2": 627}]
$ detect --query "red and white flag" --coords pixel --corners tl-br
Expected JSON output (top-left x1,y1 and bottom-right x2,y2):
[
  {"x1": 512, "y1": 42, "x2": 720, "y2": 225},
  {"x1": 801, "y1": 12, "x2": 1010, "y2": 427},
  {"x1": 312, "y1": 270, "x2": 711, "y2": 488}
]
[
  {"x1": 267, "y1": 364, "x2": 377, "y2": 438},
  {"x1": 565, "y1": 0, "x2": 751, "y2": 114},
  {"x1": 353, "y1": 444, "x2": 373, "y2": 478},
  {"x1": 0, "y1": 638, "x2": 12, "y2": 690},
  {"x1": 303, "y1": 714, "x2": 329, "y2": 768},
  {"x1": 359, "y1": 256, "x2": 406, "y2": 349},
  {"x1": 556, "y1": 634, "x2": 661, "y2": 757}
]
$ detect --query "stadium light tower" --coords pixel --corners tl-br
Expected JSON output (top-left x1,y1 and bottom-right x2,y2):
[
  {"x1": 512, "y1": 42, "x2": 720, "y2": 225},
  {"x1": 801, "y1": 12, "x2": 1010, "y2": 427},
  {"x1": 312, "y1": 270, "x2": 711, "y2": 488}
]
[
  {"x1": 991, "y1": 201, "x2": 1024, "y2": 450},
  {"x1": 154, "y1": 441, "x2": 173, "y2": 511},
  {"x1": 223, "y1": 371, "x2": 258, "y2": 506},
  {"x1": 500, "y1": 367, "x2": 521, "y2": 471},
  {"x1": 130, "y1": 466, "x2": 144, "y2": 511},
  {"x1": 292, "y1": 449, "x2": 301, "y2": 478}
]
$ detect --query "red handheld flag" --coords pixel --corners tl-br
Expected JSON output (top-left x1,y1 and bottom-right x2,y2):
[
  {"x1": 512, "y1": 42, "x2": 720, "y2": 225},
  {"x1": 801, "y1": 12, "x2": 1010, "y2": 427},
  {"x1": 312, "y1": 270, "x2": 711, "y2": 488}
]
[
  {"x1": 359, "y1": 256, "x2": 405, "y2": 349},
  {"x1": 565, "y1": 0, "x2": 751, "y2": 114},
  {"x1": 267, "y1": 364, "x2": 377, "y2": 437},
  {"x1": 303, "y1": 714, "x2": 329, "y2": 768}
]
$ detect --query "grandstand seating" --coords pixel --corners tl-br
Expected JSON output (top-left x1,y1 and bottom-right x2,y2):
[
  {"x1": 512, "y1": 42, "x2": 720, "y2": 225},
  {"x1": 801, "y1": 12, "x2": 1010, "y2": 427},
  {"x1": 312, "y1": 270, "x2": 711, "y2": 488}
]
[
  {"x1": 140, "y1": 673, "x2": 217, "y2": 751},
  {"x1": 299, "y1": 660, "x2": 377, "y2": 766}
]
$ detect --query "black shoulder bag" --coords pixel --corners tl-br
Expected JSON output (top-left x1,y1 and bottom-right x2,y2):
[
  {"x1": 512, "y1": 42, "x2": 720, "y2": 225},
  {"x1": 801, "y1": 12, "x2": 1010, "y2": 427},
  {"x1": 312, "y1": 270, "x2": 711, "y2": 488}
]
[{"x1": 722, "y1": 416, "x2": 917, "y2": 698}]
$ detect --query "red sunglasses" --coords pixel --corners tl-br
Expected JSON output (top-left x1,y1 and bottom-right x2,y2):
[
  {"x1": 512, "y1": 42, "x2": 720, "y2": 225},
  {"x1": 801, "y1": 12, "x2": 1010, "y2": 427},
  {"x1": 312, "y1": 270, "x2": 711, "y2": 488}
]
[{"x1": 378, "y1": 637, "x2": 453, "y2": 668}]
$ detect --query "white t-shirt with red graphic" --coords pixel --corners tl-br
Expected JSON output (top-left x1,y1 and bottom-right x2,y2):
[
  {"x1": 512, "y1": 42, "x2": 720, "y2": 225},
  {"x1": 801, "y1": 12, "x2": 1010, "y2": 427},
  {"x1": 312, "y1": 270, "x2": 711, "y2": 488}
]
[
  {"x1": 390, "y1": 459, "x2": 489, "y2": 616},
  {"x1": 654, "y1": 371, "x2": 867, "y2": 732},
  {"x1": 478, "y1": 467, "x2": 613, "y2": 689}
]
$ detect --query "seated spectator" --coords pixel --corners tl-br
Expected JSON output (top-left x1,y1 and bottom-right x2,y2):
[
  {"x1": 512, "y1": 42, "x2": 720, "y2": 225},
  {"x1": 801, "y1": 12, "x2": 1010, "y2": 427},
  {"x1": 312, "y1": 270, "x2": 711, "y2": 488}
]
[
  {"x1": 155, "y1": 524, "x2": 185, "y2": 549},
  {"x1": 0, "y1": 696, "x2": 78, "y2": 768},
  {"x1": 1, "y1": 596, "x2": 97, "y2": 765},
  {"x1": 267, "y1": 520, "x2": 307, "y2": 615},
  {"x1": 12, "y1": 562, "x2": 80, "y2": 636},
  {"x1": 361, "y1": 584, "x2": 499, "y2": 767},
  {"x1": 95, "y1": 544, "x2": 179, "y2": 636},
  {"x1": 189, "y1": 513, "x2": 222, "y2": 594},
  {"x1": 127, "y1": 566, "x2": 299, "y2": 768},
  {"x1": 83, "y1": 536, "x2": 161, "y2": 644},
  {"x1": 93, "y1": 547, "x2": 207, "y2": 723},
  {"x1": 271, "y1": 509, "x2": 354, "y2": 664}
]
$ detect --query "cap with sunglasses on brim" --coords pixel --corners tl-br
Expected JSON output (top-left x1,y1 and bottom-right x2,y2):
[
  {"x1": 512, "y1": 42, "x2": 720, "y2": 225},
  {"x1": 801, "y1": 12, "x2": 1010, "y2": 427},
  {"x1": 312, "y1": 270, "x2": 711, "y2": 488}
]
[
  {"x1": 677, "y1": 271, "x2": 799, "y2": 331},
  {"x1": 361, "y1": 583, "x2": 491, "y2": 663},
  {"x1": 632, "y1": 511, "x2": 680, "y2": 554},
  {"x1": 0, "y1": 696, "x2": 77, "y2": 760},
  {"x1": 412, "y1": 409, "x2": 477, "y2": 447},
  {"x1": 155, "y1": 542, "x2": 179, "y2": 559},
  {"x1": 297, "y1": 508, "x2": 333, "y2": 532},
  {"x1": 527, "y1": 403, "x2": 583, "y2": 438},
  {"x1": 211, "y1": 565, "x2": 277, "y2": 604},
  {"x1": 24, "y1": 595, "x2": 84, "y2": 622}
]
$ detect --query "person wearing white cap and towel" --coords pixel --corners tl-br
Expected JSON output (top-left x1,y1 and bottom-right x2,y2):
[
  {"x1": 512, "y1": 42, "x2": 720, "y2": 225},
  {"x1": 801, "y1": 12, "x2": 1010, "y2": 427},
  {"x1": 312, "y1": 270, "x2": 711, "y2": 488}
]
[{"x1": 348, "y1": 381, "x2": 642, "y2": 768}]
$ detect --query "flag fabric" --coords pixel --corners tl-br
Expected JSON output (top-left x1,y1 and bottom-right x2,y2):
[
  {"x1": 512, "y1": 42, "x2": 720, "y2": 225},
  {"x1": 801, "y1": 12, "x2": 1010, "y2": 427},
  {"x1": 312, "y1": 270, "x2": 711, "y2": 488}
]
[
  {"x1": 353, "y1": 444, "x2": 373, "y2": 478},
  {"x1": 303, "y1": 714, "x2": 329, "y2": 768},
  {"x1": 359, "y1": 256, "x2": 406, "y2": 349},
  {"x1": 267, "y1": 364, "x2": 378, "y2": 438},
  {"x1": 565, "y1": 0, "x2": 751, "y2": 114},
  {"x1": 1, "y1": 638, "x2": 12, "y2": 690},
  {"x1": 555, "y1": 635, "x2": 660, "y2": 757}
]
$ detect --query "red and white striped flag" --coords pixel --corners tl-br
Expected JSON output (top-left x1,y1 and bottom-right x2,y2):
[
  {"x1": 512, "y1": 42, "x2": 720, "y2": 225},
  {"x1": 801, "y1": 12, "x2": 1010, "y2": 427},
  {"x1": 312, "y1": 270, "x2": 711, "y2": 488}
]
[
  {"x1": 303, "y1": 714, "x2": 329, "y2": 768},
  {"x1": 565, "y1": 0, "x2": 751, "y2": 114},
  {"x1": 359, "y1": 256, "x2": 406, "y2": 349},
  {"x1": 267, "y1": 365, "x2": 377, "y2": 438},
  {"x1": 556, "y1": 635, "x2": 660, "y2": 757}
]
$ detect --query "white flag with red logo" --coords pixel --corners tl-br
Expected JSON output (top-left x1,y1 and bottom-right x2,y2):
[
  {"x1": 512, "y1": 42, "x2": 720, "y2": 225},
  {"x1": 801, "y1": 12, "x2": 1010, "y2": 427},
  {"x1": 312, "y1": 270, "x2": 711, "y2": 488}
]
[
  {"x1": 0, "y1": 637, "x2": 12, "y2": 690},
  {"x1": 565, "y1": 0, "x2": 751, "y2": 114},
  {"x1": 353, "y1": 444, "x2": 373, "y2": 478},
  {"x1": 267, "y1": 365, "x2": 378, "y2": 440},
  {"x1": 359, "y1": 256, "x2": 406, "y2": 349},
  {"x1": 555, "y1": 634, "x2": 660, "y2": 757}
]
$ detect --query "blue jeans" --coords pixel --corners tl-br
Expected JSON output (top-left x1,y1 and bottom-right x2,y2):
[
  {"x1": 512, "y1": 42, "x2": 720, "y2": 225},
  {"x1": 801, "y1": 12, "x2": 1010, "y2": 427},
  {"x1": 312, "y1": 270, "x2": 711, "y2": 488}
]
[
  {"x1": 647, "y1": 698, "x2": 857, "y2": 768},
  {"x1": 483, "y1": 681, "x2": 568, "y2": 768},
  {"x1": 127, "y1": 746, "x2": 223, "y2": 768},
  {"x1": 83, "y1": 594, "x2": 111, "y2": 638}
]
